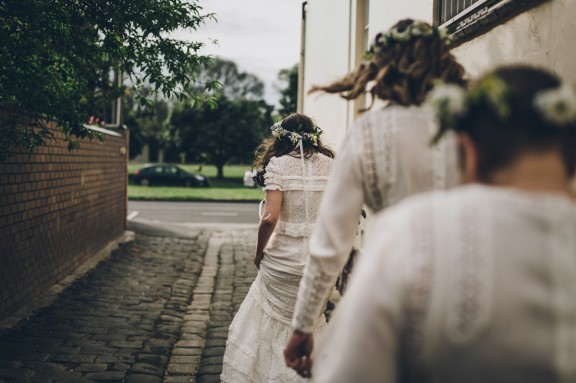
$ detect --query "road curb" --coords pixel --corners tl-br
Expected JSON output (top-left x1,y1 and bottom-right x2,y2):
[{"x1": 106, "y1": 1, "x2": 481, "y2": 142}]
[{"x1": 128, "y1": 198, "x2": 261, "y2": 204}]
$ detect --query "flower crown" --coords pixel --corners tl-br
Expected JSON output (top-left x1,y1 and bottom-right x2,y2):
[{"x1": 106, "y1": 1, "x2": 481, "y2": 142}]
[
  {"x1": 271, "y1": 122, "x2": 322, "y2": 146},
  {"x1": 426, "y1": 76, "x2": 576, "y2": 143},
  {"x1": 366, "y1": 21, "x2": 452, "y2": 59}
]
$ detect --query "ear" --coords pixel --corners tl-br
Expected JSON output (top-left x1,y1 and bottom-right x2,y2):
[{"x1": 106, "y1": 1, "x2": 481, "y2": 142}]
[{"x1": 457, "y1": 133, "x2": 479, "y2": 183}]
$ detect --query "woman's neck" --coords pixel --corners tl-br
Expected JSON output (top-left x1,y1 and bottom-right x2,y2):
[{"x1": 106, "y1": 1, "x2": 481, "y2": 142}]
[{"x1": 487, "y1": 151, "x2": 574, "y2": 197}]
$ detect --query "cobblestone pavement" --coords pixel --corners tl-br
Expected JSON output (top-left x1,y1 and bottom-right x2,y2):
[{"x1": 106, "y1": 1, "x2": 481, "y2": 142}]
[{"x1": 0, "y1": 225, "x2": 258, "y2": 383}]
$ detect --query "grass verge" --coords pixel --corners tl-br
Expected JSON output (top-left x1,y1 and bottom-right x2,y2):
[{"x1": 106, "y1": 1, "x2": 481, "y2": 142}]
[{"x1": 128, "y1": 163, "x2": 263, "y2": 202}]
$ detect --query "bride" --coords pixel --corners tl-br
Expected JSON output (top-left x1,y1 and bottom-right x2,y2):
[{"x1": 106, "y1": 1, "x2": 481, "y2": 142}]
[{"x1": 221, "y1": 113, "x2": 335, "y2": 383}]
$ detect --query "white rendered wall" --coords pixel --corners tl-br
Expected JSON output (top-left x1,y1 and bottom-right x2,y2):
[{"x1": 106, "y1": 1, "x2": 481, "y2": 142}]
[
  {"x1": 300, "y1": 0, "x2": 436, "y2": 149},
  {"x1": 300, "y1": 0, "x2": 575, "y2": 148},
  {"x1": 370, "y1": 0, "x2": 434, "y2": 38},
  {"x1": 452, "y1": 0, "x2": 576, "y2": 83},
  {"x1": 301, "y1": 0, "x2": 352, "y2": 150}
]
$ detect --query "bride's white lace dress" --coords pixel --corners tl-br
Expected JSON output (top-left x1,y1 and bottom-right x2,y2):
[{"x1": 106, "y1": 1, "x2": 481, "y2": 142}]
[{"x1": 221, "y1": 152, "x2": 334, "y2": 383}]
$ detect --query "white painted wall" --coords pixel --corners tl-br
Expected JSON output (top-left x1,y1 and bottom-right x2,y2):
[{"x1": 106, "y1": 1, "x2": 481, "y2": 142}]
[
  {"x1": 300, "y1": 0, "x2": 575, "y2": 147},
  {"x1": 301, "y1": 0, "x2": 352, "y2": 149},
  {"x1": 370, "y1": 0, "x2": 434, "y2": 38},
  {"x1": 300, "y1": 0, "x2": 436, "y2": 149},
  {"x1": 452, "y1": 0, "x2": 576, "y2": 83}
]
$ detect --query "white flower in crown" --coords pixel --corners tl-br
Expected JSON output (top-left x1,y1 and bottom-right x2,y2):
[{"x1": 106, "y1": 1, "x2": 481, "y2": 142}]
[
  {"x1": 390, "y1": 27, "x2": 411, "y2": 42},
  {"x1": 438, "y1": 28, "x2": 452, "y2": 45},
  {"x1": 419, "y1": 23, "x2": 434, "y2": 37},
  {"x1": 533, "y1": 83, "x2": 576, "y2": 126},
  {"x1": 271, "y1": 122, "x2": 283, "y2": 139},
  {"x1": 426, "y1": 83, "x2": 467, "y2": 119},
  {"x1": 290, "y1": 132, "x2": 301, "y2": 144}
]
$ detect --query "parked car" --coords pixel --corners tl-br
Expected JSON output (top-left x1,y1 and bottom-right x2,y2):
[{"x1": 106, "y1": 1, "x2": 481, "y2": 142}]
[
  {"x1": 243, "y1": 170, "x2": 257, "y2": 188},
  {"x1": 133, "y1": 164, "x2": 209, "y2": 187}
]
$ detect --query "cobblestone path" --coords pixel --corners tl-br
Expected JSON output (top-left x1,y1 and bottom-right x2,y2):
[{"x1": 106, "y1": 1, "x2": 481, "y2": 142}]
[
  {"x1": 163, "y1": 230, "x2": 257, "y2": 383},
  {"x1": 0, "y1": 226, "x2": 258, "y2": 383}
]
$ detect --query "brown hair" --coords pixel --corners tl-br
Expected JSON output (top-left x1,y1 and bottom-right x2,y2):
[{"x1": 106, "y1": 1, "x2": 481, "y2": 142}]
[
  {"x1": 310, "y1": 19, "x2": 466, "y2": 109},
  {"x1": 252, "y1": 113, "x2": 335, "y2": 187},
  {"x1": 451, "y1": 65, "x2": 576, "y2": 181}
]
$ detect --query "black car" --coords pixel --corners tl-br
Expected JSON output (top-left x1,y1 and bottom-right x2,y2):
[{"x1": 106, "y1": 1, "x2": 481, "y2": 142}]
[{"x1": 133, "y1": 164, "x2": 209, "y2": 187}]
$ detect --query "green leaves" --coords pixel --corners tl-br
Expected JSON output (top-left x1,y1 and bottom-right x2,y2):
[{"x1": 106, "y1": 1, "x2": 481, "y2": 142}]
[
  {"x1": 169, "y1": 95, "x2": 274, "y2": 179},
  {"x1": 0, "y1": 0, "x2": 214, "y2": 160},
  {"x1": 277, "y1": 64, "x2": 299, "y2": 117}
]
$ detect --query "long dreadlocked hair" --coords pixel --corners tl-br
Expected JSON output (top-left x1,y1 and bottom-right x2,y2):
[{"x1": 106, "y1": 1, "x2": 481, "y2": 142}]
[{"x1": 309, "y1": 19, "x2": 467, "y2": 109}]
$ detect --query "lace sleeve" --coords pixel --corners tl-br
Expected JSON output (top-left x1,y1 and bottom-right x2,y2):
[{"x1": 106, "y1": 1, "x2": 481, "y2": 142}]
[
  {"x1": 311, "y1": 209, "x2": 410, "y2": 383},
  {"x1": 292, "y1": 257, "x2": 336, "y2": 332},
  {"x1": 292, "y1": 125, "x2": 365, "y2": 332},
  {"x1": 263, "y1": 156, "x2": 284, "y2": 191}
]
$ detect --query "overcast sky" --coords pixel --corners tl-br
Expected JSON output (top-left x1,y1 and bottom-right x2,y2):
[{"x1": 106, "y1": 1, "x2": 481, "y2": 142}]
[{"x1": 173, "y1": 0, "x2": 303, "y2": 105}]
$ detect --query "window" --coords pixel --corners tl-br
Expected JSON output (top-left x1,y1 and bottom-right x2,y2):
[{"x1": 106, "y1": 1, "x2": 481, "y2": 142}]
[
  {"x1": 434, "y1": 0, "x2": 548, "y2": 42},
  {"x1": 437, "y1": 0, "x2": 484, "y2": 26},
  {"x1": 362, "y1": 0, "x2": 370, "y2": 52},
  {"x1": 85, "y1": 68, "x2": 124, "y2": 134}
]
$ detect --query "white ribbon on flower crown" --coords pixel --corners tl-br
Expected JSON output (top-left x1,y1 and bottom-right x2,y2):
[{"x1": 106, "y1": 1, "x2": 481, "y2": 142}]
[{"x1": 298, "y1": 139, "x2": 310, "y2": 232}]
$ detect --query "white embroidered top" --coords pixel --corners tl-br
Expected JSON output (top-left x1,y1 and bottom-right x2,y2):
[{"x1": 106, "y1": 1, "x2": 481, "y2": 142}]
[
  {"x1": 292, "y1": 105, "x2": 459, "y2": 332},
  {"x1": 264, "y1": 153, "x2": 334, "y2": 239},
  {"x1": 311, "y1": 185, "x2": 576, "y2": 383},
  {"x1": 220, "y1": 152, "x2": 334, "y2": 383}
]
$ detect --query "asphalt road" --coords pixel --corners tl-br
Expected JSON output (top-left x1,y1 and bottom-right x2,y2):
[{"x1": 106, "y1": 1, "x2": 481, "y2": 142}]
[{"x1": 128, "y1": 201, "x2": 261, "y2": 226}]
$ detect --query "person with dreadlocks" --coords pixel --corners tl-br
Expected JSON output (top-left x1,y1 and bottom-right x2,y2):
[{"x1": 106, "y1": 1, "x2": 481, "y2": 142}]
[
  {"x1": 221, "y1": 113, "x2": 335, "y2": 383},
  {"x1": 284, "y1": 19, "x2": 467, "y2": 378},
  {"x1": 309, "y1": 65, "x2": 576, "y2": 383}
]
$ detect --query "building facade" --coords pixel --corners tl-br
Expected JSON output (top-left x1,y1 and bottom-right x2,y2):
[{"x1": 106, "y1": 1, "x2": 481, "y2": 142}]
[{"x1": 299, "y1": 0, "x2": 576, "y2": 149}]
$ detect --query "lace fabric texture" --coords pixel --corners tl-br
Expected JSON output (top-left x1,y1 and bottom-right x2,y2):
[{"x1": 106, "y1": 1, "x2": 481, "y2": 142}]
[
  {"x1": 312, "y1": 185, "x2": 576, "y2": 383},
  {"x1": 221, "y1": 274, "x2": 326, "y2": 383},
  {"x1": 264, "y1": 154, "x2": 332, "y2": 237},
  {"x1": 292, "y1": 105, "x2": 460, "y2": 332},
  {"x1": 221, "y1": 153, "x2": 333, "y2": 383},
  {"x1": 292, "y1": 257, "x2": 335, "y2": 332}
]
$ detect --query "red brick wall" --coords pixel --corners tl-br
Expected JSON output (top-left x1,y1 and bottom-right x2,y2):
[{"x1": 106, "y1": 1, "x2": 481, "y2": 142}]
[{"x1": 0, "y1": 109, "x2": 128, "y2": 321}]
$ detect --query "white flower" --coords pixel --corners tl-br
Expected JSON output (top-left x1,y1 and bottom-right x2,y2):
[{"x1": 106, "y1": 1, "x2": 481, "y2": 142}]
[
  {"x1": 438, "y1": 28, "x2": 452, "y2": 45},
  {"x1": 391, "y1": 27, "x2": 411, "y2": 42},
  {"x1": 419, "y1": 23, "x2": 434, "y2": 37},
  {"x1": 411, "y1": 27, "x2": 422, "y2": 37},
  {"x1": 426, "y1": 83, "x2": 467, "y2": 118},
  {"x1": 534, "y1": 83, "x2": 576, "y2": 126},
  {"x1": 290, "y1": 132, "x2": 300, "y2": 144}
]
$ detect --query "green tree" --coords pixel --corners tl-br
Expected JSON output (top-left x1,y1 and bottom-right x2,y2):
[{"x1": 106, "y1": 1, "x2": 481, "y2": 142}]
[
  {"x1": 276, "y1": 64, "x2": 299, "y2": 116},
  {"x1": 171, "y1": 97, "x2": 273, "y2": 179},
  {"x1": 196, "y1": 58, "x2": 265, "y2": 101},
  {"x1": 0, "y1": 0, "x2": 218, "y2": 160},
  {"x1": 168, "y1": 58, "x2": 272, "y2": 178}
]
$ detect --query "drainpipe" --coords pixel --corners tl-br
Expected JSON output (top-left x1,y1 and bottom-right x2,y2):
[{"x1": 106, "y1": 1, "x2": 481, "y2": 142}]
[
  {"x1": 346, "y1": 0, "x2": 354, "y2": 130},
  {"x1": 297, "y1": 1, "x2": 308, "y2": 113}
]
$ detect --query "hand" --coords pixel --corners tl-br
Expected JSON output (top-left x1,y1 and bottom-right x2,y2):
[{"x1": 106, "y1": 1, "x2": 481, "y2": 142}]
[
  {"x1": 284, "y1": 330, "x2": 314, "y2": 378},
  {"x1": 253, "y1": 251, "x2": 264, "y2": 269}
]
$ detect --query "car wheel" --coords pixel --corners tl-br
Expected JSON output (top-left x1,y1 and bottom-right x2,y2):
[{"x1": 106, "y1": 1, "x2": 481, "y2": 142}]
[{"x1": 139, "y1": 178, "x2": 150, "y2": 186}]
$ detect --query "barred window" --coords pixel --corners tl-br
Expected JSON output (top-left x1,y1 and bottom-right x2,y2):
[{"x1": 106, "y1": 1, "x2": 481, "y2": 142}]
[
  {"x1": 437, "y1": 0, "x2": 484, "y2": 26},
  {"x1": 434, "y1": 0, "x2": 548, "y2": 42}
]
